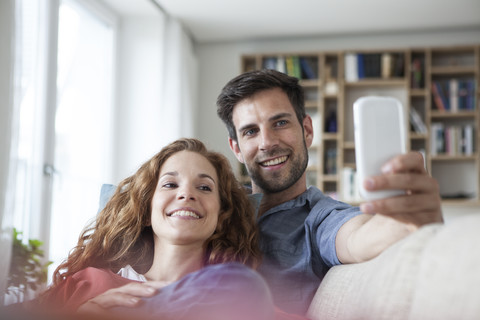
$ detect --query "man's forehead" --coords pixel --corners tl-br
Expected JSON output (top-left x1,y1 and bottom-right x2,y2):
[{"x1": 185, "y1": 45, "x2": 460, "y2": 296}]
[{"x1": 232, "y1": 90, "x2": 294, "y2": 122}]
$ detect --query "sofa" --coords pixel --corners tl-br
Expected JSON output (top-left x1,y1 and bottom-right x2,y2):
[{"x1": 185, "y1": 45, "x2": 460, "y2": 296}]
[{"x1": 306, "y1": 213, "x2": 480, "y2": 320}]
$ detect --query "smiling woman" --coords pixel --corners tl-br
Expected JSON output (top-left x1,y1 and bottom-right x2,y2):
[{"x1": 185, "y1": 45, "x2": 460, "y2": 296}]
[{"x1": 13, "y1": 138, "x2": 273, "y2": 320}]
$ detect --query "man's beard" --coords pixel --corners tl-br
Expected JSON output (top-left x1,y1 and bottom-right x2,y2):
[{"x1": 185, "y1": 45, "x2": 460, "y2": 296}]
[{"x1": 246, "y1": 142, "x2": 308, "y2": 194}]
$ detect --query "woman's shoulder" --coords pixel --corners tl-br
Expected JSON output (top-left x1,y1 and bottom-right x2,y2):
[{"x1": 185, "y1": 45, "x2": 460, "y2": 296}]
[
  {"x1": 40, "y1": 267, "x2": 137, "y2": 312},
  {"x1": 71, "y1": 266, "x2": 138, "y2": 287}
]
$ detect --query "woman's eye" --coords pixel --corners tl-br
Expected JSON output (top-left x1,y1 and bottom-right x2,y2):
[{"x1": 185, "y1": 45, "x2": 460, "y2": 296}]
[
  {"x1": 162, "y1": 182, "x2": 177, "y2": 188},
  {"x1": 199, "y1": 185, "x2": 212, "y2": 192}
]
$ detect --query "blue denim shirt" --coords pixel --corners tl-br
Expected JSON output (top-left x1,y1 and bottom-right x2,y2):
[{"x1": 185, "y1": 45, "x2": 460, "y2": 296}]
[{"x1": 255, "y1": 186, "x2": 362, "y2": 315}]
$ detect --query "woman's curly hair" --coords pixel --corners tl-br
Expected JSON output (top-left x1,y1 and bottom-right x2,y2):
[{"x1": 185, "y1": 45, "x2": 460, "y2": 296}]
[{"x1": 48, "y1": 138, "x2": 261, "y2": 289}]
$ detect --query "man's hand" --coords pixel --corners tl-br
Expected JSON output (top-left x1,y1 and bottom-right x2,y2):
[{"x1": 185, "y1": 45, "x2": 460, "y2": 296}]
[
  {"x1": 336, "y1": 151, "x2": 443, "y2": 264},
  {"x1": 77, "y1": 282, "x2": 157, "y2": 315},
  {"x1": 359, "y1": 151, "x2": 443, "y2": 226}
]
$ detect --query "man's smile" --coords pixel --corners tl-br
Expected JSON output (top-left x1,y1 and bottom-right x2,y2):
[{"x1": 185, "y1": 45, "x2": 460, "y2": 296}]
[{"x1": 259, "y1": 155, "x2": 288, "y2": 167}]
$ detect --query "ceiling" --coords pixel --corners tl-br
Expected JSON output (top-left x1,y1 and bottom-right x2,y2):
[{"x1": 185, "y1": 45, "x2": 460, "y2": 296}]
[{"x1": 102, "y1": 0, "x2": 480, "y2": 43}]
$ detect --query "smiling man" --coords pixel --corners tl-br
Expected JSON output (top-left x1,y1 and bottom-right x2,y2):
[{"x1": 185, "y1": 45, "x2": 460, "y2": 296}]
[{"x1": 216, "y1": 69, "x2": 443, "y2": 315}]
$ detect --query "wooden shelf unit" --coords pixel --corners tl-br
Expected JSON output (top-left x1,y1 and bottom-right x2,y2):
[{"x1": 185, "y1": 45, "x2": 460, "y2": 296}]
[{"x1": 240, "y1": 45, "x2": 480, "y2": 204}]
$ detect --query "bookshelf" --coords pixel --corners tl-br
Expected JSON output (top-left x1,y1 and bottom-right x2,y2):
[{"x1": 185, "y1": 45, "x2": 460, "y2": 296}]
[{"x1": 240, "y1": 45, "x2": 479, "y2": 205}]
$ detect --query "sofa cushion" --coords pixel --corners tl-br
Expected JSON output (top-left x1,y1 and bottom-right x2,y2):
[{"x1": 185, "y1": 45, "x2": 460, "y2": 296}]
[
  {"x1": 408, "y1": 214, "x2": 480, "y2": 319},
  {"x1": 307, "y1": 214, "x2": 480, "y2": 320}
]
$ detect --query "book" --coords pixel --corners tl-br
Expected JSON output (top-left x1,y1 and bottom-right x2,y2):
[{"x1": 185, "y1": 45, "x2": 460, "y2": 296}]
[
  {"x1": 299, "y1": 57, "x2": 317, "y2": 80},
  {"x1": 393, "y1": 53, "x2": 405, "y2": 77},
  {"x1": 430, "y1": 123, "x2": 445, "y2": 155},
  {"x1": 449, "y1": 79, "x2": 459, "y2": 112},
  {"x1": 381, "y1": 53, "x2": 393, "y2": 78},
  {"x1": 464, "y1": 124, "x2": 474, "y2": 155},
  {"x1": 342, "y1": 167, "x2": 360, "y2": 202},
  {"x1": 344, "y1": 53, "x2": 358, "y2": 82},
  {"x1": 409, "y1": 108, "x2": 427, "y2": 133},
  {"x1": 357, "y1": 53, "x2": 365, "y2": 79},
  {"x1": 410, "y1": 57, "x2": 424, "y2": 88},
  {"x1": 286, "y1": 56, "x2": 295, "y2": 77},
  {"x1": 263, "y1": 57, "x2": 277, "y2": 70},
  {"x1": 325, "y1": 148, "x2": 337, "y2": 175},
  {"x1": 431, "y1": 81, "x2": 446, "y2": 111},
  {"x1": 292, "y1": 56, "x2": 301, "y2": 79},
  {"x1": 363, "y1": 53, "x2": 381, "y2": 78},
  {"x1": 276, "y1": 56, "x2": 286, "y2": 73}
]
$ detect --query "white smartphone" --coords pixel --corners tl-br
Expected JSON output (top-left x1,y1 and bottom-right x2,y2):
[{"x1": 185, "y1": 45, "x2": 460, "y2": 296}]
[{"x1": 353, "y1": 96, "x2": 407, "y2": 201}]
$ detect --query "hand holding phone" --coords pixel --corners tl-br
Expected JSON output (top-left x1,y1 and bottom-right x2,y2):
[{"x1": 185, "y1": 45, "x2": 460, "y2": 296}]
[{"x1": 354, "y1": 96, "x2": 407, "y2": 201}]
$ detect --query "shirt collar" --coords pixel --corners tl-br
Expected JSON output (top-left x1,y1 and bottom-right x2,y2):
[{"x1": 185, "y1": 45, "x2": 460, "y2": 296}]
[{"x1": 249, "y1": 186, "x2": 322, "y2": 218}]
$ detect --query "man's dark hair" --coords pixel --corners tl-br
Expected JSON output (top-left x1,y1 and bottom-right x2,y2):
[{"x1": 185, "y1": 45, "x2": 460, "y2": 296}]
[{"x1": 216, "y1": 69, "x2": 306, "y2": 141}]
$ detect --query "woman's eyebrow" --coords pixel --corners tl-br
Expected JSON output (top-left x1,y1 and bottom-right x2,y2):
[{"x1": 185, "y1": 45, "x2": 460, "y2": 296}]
[
  {"x1": 199, "y1": 173, "x2": 216, "y2": 185},
  {"x1": 160, "y1": 171, "x2": 178, "y2": 178}
]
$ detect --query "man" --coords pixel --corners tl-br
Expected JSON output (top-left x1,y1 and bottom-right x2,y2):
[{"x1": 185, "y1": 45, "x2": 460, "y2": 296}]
[{"x1": 216, "y1": 69, "x2": 443, "y2": 315}]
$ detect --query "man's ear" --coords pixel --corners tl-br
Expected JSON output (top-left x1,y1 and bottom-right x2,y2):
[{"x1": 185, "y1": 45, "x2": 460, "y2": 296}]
[
  {"x1": 303, "y1": 114, "x2": 314, "y2": 148},
  {"x1": 229, "y1": 137, "x2": 244, "y2": 163}
]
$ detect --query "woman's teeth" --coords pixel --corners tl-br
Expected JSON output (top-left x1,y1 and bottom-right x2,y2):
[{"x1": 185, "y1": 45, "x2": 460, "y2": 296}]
[{"x1": 171, "y1": 210, "x2": 200, "y2": 219}]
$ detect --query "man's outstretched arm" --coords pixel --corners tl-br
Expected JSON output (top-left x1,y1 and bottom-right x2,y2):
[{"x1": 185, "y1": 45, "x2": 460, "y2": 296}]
[{"x1": 336, "y1": 151, "x2": 443, "y2": 263}]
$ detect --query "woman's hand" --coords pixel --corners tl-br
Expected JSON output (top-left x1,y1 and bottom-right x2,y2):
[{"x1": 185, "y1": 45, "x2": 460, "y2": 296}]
[{"x1": 77, "y1": 282, "x2": 157, "y2": 315}]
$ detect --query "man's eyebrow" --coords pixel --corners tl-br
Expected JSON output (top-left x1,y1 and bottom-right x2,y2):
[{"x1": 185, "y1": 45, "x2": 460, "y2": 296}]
[
  {"x1": 269, "y1": 112, "x2": 293, "y2": 122},
  {"x1": 238, "y1": 123, "x2": 257, "y2": 133},
  {"x1": 238, "y1": 113, "x2": 293, "y2": 133}
]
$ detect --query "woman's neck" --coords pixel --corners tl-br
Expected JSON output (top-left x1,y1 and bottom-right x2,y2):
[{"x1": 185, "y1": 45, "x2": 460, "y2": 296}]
[{"x1": 143, "y1": 243, "x2": 205, "y2": 284}]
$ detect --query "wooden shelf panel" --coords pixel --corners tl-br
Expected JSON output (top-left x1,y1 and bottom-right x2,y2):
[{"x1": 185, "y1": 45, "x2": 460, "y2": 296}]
[
  {"x1": 300, "y1": 79, "x2": 321, "y2": 87},
  {"x1": 431, "y1": 111, "x2": 477, "y2": 118},
  {"x1": 322, "y1": 133, "x2": 338, "y2": 140},
  {"x1": 430, "y1": 66, "x2": 476, "y2": 75},
  {"x1": 431, "y1": 154, "x2": 477, "y2": 161},
  {"x1": 409, "y1": 89, "x2": 427, "y2": 96},
  {"x1": 322, "y1": 174, "x2": 338, "y2": 182},
  {"x1": 345, "y1": 79, "x2": 406, "y2": 87},
  {"x1": 305, "y1": 100, "x2": 318, "y2": 108},
  {"x1": 410, "y1": 132, "x2": 428, "y2": 139}
]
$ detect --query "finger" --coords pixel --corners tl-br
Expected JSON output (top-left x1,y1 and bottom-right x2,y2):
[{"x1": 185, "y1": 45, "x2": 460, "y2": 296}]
[
  {"x1": 382, "y1": 151, "x2": 426, "y2": 174},
  {"x1": 87, "y1": 283, "x2": 157, "y2": 310},
  {"x1": 108, "y1": 282, "x2": 158, "y2": 297},
  {"x1": 92, "y1": 292, "x2": 144, "y2": 309},
  {"x1": 360, "y1": 193, "x2": 440, "y2": 215},
  {"x1": 364, "y1": 173, "x2": 439, "y2": 194}
]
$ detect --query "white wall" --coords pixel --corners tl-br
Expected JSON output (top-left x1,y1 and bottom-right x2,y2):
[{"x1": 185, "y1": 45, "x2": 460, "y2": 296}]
[
  {"x1": 113, "y1": 16, "x2": 165, "y2": 182},
  {"x1": 195, "y1": 27, "x2": 480, "y2": 219}
]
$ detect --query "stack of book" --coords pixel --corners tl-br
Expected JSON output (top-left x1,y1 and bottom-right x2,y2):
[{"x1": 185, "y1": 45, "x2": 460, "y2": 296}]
[
  {"x1": 262, "y1": 56, "x2": 318, "y2": 80},
  {"x1": 430, "y1": 123, "x2": 474, "y2": 156},
  {"x1": 431, "y1": 79, "x2": 476, "y2": 112}
]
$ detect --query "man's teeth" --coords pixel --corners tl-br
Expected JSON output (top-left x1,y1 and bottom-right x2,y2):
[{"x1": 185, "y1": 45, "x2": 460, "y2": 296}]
[
  {"x1": 171, "y1": 210, "x2": 200, "y2": 219},
  {"x1": 262, "y1": 156, "x2": 287, "y2": 167}
]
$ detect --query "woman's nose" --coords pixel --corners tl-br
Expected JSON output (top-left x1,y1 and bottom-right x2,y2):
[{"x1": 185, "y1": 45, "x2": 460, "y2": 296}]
[{"x1": 177, "y1": 187, "x2": 195, "y2": 201}]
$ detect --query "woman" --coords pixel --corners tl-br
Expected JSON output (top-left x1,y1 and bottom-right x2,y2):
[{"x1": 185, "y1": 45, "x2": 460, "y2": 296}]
[{"x1": 33, "y1": 138, "x2": 273, "y2": 320}]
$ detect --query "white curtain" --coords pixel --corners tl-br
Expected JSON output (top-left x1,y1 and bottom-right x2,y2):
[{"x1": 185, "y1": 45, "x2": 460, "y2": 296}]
[
  {"x1": 160, "y1": 16, "x2": 198, "y2": 144},
  {"x1": 0, "y1": 0, "x2": 17, "y2": 296}
]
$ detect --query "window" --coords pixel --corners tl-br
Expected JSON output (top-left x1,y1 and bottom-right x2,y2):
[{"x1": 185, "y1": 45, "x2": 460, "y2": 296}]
[{"x1": 12, "y1": 0, "x2": 117, "y2": 285}]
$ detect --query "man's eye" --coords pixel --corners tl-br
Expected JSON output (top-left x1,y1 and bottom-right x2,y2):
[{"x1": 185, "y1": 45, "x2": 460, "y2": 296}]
[
  {"x1": 243, "y1": 128, "x2": 258, "y2": 136},
  {"x1": 276, "y1": 120, "x2": 288, "y2": 126}
]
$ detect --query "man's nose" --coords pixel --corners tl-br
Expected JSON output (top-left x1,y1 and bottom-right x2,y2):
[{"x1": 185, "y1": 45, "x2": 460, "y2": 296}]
[{"x1": 259, "y1": 129, "x2": 279, "y2": 151}]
